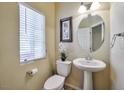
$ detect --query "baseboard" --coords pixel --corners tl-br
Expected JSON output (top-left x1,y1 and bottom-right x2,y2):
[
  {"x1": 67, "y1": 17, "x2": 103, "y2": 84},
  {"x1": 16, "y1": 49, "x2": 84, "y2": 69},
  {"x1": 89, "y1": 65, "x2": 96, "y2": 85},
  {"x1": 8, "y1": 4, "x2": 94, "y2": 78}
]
[{"x1": 65, "y1": 83, "x2": 81, "y2": 90}]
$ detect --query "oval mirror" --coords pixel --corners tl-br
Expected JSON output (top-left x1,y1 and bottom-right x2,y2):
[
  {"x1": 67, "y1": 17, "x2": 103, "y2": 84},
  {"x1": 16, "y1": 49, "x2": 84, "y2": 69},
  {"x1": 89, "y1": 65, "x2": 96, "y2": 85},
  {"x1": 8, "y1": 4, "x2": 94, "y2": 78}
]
[{"x1": 77, "y1": 14, "x2": 105, "y2": 52}]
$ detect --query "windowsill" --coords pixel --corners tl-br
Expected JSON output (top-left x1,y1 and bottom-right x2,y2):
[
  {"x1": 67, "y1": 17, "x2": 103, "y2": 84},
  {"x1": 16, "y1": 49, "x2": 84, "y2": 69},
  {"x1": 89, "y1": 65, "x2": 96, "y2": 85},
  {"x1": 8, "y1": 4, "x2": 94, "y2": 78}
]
[{"x1": 20, "y1": 56, "x2": 47, "y2": 65}]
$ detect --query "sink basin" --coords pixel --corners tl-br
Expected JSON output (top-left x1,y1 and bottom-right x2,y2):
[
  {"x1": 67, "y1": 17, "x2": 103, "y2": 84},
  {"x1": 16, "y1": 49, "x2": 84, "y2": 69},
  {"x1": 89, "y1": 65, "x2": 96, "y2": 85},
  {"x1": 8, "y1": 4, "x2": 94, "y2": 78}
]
[
  {"x1": 73, "y1": 58, "x2": 106, "y2": 90},
  {"x1": 73, "y1": 58, "x2": 106, "y2": 72}
]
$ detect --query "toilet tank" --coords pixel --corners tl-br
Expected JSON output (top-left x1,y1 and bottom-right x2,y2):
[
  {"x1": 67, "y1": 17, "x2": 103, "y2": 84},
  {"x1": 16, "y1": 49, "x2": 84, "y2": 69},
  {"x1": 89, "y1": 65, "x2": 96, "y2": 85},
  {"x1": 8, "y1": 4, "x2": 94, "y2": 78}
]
[{"x1": 56, "y1": 60, "x2": 71, "y2": 77}]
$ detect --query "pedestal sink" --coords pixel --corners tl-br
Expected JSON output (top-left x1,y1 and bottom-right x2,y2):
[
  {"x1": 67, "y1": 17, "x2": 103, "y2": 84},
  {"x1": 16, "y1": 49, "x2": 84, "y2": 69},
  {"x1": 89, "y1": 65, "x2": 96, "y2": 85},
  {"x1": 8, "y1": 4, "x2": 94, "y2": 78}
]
[{"x1": 73, "y1": 58, "x2": 106, "y2": 90}]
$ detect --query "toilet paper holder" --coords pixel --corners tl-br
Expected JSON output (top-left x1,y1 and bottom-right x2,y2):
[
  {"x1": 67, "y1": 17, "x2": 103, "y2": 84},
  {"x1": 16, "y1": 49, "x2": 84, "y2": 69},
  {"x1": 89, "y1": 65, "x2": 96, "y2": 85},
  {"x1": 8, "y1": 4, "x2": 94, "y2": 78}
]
[{"x1": 26, "y1": 68, "x2": 38, "y2": 77}]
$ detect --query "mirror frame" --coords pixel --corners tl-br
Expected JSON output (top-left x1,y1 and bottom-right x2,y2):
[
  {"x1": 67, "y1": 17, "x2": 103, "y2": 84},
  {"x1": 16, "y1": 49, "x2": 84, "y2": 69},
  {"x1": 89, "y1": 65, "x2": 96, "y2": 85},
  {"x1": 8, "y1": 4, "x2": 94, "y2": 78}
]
[{"x1": 77, "y1": 14, "x2": 105, "y2": 52}]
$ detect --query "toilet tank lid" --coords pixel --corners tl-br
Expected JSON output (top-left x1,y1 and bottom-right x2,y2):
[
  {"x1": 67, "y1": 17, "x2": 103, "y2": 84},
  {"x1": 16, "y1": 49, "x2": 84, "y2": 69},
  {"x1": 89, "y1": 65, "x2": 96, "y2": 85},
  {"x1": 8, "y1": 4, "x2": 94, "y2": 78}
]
[
  {"x1": 56, "y1": 60, "x2": 71, "y2": 64},
  {"x1": 44, "y1": 75, "x2": 65, "y2": 90}
]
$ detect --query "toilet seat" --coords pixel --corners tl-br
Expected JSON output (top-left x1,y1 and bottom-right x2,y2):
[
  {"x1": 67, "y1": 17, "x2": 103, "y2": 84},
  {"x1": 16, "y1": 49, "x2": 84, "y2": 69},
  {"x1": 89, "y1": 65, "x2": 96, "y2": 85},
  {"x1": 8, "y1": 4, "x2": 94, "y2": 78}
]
[{"x1": 44, "y1": 74, "x2": 65, "y2": 90}]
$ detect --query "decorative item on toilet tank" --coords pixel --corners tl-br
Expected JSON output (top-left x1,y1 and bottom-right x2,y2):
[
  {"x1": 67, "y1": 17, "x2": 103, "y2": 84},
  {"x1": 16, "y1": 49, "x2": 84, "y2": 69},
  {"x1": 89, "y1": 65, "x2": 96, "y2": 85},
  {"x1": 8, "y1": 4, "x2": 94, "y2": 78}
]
[{"x1": 59, "y1": 42, "x2": 67, "y2": 61}]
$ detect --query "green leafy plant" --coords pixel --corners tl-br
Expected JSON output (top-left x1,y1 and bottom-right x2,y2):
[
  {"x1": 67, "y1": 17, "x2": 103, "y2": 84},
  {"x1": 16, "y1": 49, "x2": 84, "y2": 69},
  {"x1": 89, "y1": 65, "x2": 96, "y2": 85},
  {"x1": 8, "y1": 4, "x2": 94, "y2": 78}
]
[{"x1": 60, "y1": 52, "x2": 67, "y2": 61}]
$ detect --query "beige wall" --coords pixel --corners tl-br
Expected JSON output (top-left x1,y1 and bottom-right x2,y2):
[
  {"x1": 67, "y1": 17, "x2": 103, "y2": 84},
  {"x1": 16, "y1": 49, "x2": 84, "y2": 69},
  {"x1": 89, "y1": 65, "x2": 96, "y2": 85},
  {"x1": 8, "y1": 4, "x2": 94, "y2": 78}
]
[
  {"x1": 0, "y1": 3, "x2": 55, "y2": 89},
  {"x1": 55, "y1": 3, "x2": 110, "y2": 89}
]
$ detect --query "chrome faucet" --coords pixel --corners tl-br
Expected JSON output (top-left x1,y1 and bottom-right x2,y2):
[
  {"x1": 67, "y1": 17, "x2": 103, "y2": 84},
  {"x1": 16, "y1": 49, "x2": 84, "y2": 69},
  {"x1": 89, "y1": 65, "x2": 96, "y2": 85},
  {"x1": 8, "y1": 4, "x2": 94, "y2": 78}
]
[{"x1": 86, "y1": 52, "x2": 92, "y2": 60}]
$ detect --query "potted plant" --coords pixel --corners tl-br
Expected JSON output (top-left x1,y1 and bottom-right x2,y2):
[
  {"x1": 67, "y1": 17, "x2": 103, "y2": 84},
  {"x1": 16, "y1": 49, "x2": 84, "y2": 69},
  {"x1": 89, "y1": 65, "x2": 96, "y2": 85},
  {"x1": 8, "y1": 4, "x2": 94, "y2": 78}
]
[
  {"x1": 59, "y1": 42, "x2": 67, "y2": 61},
  {"x1": 60, "y1": 51, "x2": 67, "y2": 61}
]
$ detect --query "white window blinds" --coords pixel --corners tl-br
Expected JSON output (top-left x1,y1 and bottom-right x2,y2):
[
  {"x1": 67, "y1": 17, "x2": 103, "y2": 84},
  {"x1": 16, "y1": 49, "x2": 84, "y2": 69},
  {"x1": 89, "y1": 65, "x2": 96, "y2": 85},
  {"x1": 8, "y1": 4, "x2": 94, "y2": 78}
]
[{"x1": 19, "y1": 3, "x2": 46, "y2": 63}]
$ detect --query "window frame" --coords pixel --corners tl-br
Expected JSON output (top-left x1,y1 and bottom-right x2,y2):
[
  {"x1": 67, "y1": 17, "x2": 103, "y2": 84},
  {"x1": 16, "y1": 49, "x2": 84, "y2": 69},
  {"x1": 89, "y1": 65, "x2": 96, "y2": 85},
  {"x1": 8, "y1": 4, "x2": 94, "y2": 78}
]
[{"x1": 18, "y1": 3, "x2": 47, "y2": 64}]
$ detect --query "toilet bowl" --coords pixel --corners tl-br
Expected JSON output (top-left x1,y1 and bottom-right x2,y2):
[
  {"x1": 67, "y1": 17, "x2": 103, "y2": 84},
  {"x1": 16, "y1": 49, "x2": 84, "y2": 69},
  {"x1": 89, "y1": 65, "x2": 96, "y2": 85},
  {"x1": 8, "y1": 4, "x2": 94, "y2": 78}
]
[{"x1": 43, "y1": 60, "x2": 71, "y2": 90}]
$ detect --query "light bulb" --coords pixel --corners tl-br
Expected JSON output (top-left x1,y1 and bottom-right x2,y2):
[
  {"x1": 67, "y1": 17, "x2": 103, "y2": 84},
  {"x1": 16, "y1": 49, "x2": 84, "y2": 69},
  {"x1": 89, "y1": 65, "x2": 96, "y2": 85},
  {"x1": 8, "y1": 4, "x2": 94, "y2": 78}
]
[
  {"x1": 78, "y1": 4, "x2": 87, "y2": 13},
  {"x1": 90, "y1": 1, "x2": 101, "y2": 11}
]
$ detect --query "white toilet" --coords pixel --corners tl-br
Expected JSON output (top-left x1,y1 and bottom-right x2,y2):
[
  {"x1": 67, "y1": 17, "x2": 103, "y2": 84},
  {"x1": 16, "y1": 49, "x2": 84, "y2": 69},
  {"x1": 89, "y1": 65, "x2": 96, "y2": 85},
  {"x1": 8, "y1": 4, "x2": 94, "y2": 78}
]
[{"x1": 43, "y1": 60, "x2": 71, "y2": 90}]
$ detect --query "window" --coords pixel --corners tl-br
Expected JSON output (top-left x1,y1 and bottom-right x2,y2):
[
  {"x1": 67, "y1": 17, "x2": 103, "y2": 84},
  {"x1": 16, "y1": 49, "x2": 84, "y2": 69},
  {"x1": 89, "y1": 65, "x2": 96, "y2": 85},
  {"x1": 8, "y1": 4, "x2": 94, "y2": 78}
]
[{"x1": 19, "y1": 3, "x2": 46, "y2": 63}]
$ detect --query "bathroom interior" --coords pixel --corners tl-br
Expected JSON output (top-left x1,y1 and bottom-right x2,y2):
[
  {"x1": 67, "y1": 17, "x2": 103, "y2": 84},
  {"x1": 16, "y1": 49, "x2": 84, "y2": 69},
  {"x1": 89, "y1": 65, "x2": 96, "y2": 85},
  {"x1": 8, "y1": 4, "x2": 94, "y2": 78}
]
[{"x1": 0, "y1": 1, "x2": 124, "y2": 90}]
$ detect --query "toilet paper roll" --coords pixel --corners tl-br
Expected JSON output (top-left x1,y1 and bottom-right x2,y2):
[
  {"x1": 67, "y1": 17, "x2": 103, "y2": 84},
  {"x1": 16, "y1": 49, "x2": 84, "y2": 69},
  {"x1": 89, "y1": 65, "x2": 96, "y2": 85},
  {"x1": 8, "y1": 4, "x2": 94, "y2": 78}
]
[{"x1": 27, "y1": 68, "x2": 38, "y2": 77}]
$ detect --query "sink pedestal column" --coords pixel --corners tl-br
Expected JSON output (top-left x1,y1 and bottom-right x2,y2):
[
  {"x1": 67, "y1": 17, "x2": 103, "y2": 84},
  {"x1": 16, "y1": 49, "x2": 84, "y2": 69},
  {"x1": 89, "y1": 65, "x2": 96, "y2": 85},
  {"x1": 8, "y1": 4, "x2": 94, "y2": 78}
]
[{"x1": 84, "y1": 71, "x2": 93, "y2": 90}]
